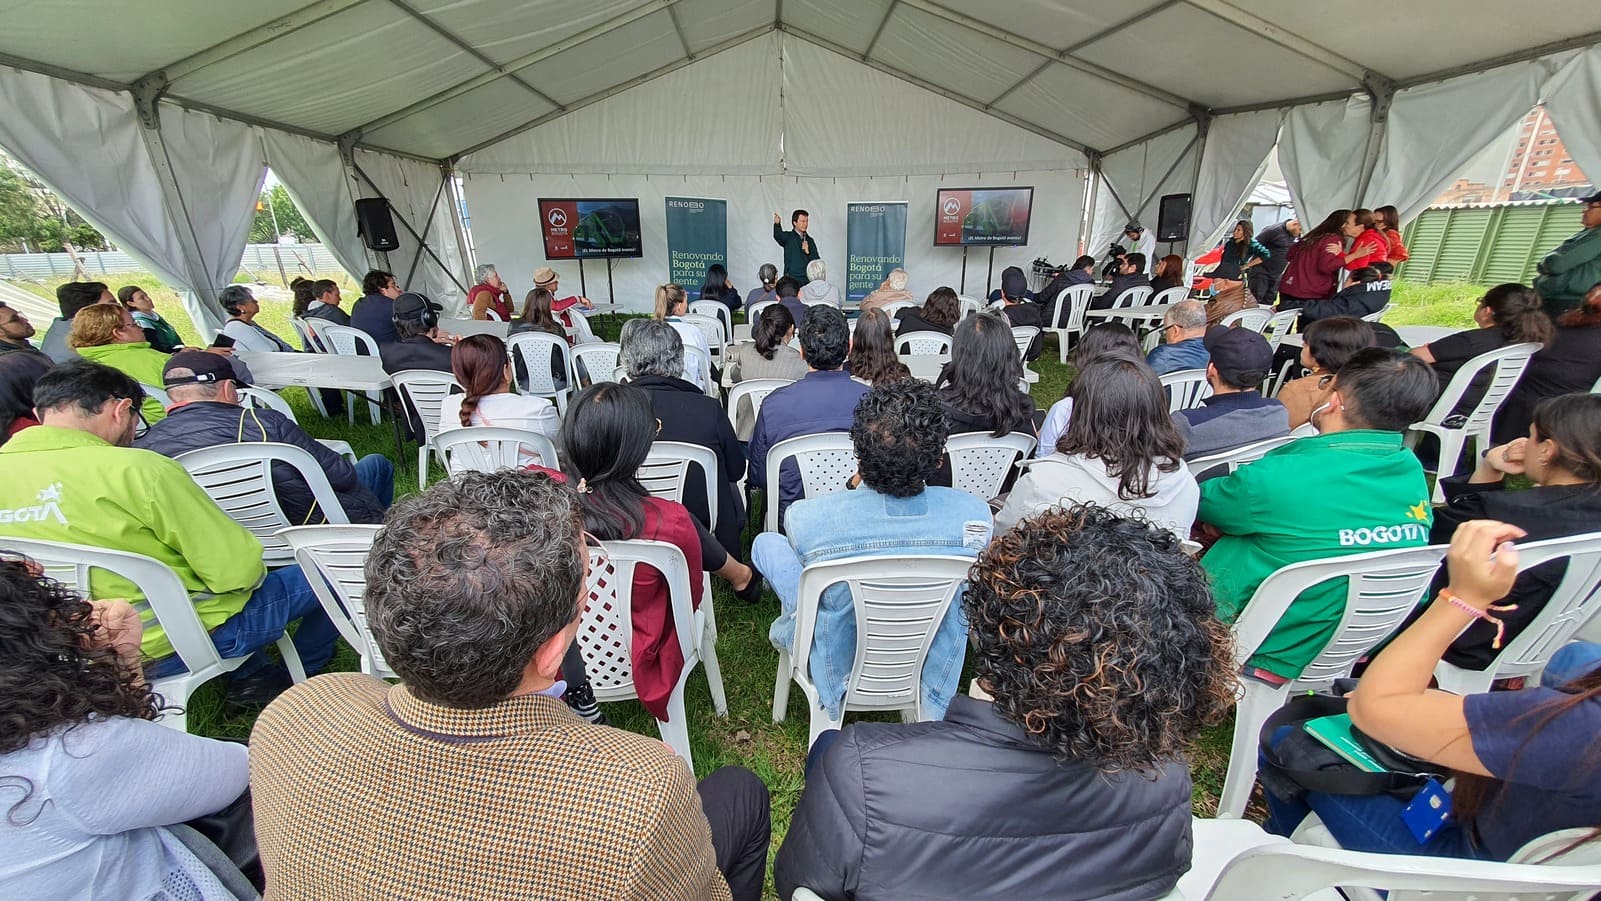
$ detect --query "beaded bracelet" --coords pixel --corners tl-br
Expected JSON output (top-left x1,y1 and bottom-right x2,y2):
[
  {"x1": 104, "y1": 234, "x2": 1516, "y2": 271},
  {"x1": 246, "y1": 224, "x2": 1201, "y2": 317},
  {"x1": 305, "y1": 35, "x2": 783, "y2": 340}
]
[{"x1": 1438, "y1": 589, "x2": 1520, "y2": 649}]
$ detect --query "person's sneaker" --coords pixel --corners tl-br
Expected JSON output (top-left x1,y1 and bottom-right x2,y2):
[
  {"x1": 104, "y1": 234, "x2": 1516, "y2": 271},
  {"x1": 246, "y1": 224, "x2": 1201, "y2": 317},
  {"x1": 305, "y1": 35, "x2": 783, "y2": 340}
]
[{"x1": 223, "y1": 665, "x2": 293, "y2": 716}]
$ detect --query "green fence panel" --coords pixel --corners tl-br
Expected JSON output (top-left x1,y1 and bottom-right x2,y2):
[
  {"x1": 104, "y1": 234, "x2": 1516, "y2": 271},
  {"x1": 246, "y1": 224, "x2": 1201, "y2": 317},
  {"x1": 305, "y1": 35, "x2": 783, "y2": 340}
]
[{"x1": 1399, "y1": 202, "x2": 1583, "y2": 286}]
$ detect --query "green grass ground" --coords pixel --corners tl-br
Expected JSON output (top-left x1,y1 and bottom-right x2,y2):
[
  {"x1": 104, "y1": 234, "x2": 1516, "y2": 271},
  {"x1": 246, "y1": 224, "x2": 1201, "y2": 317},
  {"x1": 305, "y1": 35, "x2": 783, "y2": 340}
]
[{"x1": 22, "y1": 275, "x2": 1485, "y2": 897}]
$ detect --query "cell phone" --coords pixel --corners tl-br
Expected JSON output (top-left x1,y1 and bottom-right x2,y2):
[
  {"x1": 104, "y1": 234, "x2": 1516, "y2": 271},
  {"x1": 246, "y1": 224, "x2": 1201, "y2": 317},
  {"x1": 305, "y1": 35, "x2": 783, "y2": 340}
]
[{"x1": 210, "y1": 334, "x2": 235, "y2": 349}]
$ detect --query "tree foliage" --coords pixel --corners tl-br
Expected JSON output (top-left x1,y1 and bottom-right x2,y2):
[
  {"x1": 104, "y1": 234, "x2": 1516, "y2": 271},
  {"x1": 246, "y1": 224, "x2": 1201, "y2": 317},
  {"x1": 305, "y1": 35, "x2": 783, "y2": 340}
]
[
  {"x1": 0, "y1": 164, "x2": 108, "y2": 252},
  {"x1": 249, "y1": 184, "x2": 316, "y2": 244}
]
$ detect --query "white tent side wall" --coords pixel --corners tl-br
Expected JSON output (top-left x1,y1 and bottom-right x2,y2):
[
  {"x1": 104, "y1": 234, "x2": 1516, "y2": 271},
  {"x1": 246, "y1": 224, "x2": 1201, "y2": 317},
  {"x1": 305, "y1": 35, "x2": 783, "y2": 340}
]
[
  {"x1": 352, "y1": 149, "x2": 471, "y2": 314},
  {"x1": 1089, "y1": 124, "x2": 1199, "y2": 260}
]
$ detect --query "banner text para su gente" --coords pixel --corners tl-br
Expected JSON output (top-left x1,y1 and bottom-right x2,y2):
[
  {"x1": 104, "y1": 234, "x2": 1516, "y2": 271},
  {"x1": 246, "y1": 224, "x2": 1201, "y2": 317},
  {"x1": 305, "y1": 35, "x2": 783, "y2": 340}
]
[
  {"x1": 670, "y1": 250, "x2": 727, "y2": 285},
  {"x1": 848, "y1": 256, "x2": 903, "y2": 292}
]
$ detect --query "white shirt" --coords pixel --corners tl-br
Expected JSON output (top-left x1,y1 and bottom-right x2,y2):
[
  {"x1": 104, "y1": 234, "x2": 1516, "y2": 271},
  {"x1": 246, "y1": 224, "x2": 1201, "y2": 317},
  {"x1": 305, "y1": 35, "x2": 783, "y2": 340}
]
[
  {"x1": 666, "y1": 317, "x2": 711, "y2": 389},
  {"x1": 221, "y1": 318, "x2": 295, "y2": 353},
  {"x1": 1036, "y1": 397, "x2": 1073, "y2": 457},
  {"x1": 437, "y1": 392, "x2": 561, "y2": 469},
  {"x1": 1135, "y1": 231, "x2": 1157, "y2": 274}
]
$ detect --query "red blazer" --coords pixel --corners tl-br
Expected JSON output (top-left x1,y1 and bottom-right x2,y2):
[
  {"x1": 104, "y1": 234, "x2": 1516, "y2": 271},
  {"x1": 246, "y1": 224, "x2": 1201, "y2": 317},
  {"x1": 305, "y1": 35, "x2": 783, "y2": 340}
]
[{"x1": 1347, "y1": 228, "x2": 1390, "y2": 270}]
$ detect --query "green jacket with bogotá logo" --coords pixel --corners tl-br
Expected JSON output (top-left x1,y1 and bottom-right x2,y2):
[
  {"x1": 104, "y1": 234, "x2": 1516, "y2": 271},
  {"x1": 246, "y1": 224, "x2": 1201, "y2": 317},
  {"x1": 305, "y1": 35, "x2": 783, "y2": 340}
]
[
  {"x1": 0, "y1": 425, "x2": 267, "y2": 660},
  {"x1": 1199, "y1": 430, "x2": 1433, "y2": 679}
]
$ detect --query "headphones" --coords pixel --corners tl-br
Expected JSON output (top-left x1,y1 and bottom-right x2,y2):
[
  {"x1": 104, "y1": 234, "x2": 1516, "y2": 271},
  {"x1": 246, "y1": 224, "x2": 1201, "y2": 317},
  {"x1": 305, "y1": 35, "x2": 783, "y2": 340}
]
[{"x1": 393, "y1": 297, "x2": 438, "y2": 331}]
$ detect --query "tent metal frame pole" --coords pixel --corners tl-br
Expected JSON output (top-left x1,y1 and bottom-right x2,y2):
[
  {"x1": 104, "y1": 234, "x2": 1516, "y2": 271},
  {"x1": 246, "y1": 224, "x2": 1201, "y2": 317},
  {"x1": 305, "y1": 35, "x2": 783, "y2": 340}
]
[
  {"x1": 444, "y1": 166, "x2": 477, "y2": 285},
  {"x1": 1180, "y1": 0, "x2": 1377, "y2": 83},
  {"x1": 1079, "y1": 157, "x2": 1102, "y2": 256},
  {"x1": 382, "y1": 0, "x2": 563, "y2": 110},
  {"x1": 1181, "y1": 113, "x2": 1211, "y2": 255},
  {"x1": 400, "y1": 175, "x2": 450, "y2": 289},
  {"x1": 349, "y1": 157, "x2": 468, "y2": 296},
  {"x1": 1135, "y1": 131, "x2": 1202, "y2": 216},
  {"x1": 1352, "y1": 80, "x2": 1396, "y2": 208},
  {"x1": 862, "y1": 1, "x2": 899, "y2": 60},
  {"x1": 145, "y1": 0, "x2": 371, "y2": 85}
]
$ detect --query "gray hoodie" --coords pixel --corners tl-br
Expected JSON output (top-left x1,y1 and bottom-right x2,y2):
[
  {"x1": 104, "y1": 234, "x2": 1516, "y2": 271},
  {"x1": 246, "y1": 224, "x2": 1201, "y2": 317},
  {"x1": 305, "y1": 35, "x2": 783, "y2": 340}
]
[
  {"x1": 799, "y1": 279, "x2": 841, "y2": 308},
  {"x1": 995, "y1": 452, "x2": 1199, "y2": 539}
]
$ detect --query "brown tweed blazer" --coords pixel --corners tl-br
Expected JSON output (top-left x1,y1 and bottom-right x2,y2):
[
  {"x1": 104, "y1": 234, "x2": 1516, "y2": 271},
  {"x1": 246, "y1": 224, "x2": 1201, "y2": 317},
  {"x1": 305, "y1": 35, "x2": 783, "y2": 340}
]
[{"x1": 249, "y1": 673, "x2": 731, "y2": 900}]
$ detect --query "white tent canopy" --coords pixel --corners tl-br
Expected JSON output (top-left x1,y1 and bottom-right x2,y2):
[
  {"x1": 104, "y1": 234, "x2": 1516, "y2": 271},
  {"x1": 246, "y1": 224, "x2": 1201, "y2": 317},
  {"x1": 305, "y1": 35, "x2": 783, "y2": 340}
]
[{"x1": 0, "y1": 0, "x2": 1597, "y2": 323}]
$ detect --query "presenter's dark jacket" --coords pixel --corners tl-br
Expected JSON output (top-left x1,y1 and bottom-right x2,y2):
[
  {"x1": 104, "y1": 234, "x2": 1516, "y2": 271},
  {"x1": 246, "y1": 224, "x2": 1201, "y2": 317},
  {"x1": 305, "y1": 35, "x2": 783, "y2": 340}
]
[{"x1": 773, "y1": 223, "x2": 821, "y2": 284}]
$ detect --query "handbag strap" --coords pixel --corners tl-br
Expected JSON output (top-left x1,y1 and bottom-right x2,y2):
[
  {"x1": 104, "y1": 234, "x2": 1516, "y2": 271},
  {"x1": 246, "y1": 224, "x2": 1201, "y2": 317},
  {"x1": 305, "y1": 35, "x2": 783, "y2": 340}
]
[{"x1": 1258, "y1": 694, "x2": 1428, "y2": 796}]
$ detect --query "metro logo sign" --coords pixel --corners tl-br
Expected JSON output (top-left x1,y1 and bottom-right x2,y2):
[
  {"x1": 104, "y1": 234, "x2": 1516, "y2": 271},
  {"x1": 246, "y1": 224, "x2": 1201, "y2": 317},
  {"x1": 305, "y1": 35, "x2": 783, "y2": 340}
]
[
  {"x1": 539, "y1": 200, "x2": 579, "y2": 259},
  {"x1": 935, "y1": 191, "x2": 969, "y2": 245}
]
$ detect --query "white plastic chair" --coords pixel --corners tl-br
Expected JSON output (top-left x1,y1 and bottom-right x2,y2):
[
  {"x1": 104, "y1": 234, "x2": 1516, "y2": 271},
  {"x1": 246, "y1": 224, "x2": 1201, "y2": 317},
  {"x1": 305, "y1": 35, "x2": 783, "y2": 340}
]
[
  {"x1": 773, "y1": 554, "x2": 976, "y2": 747},
  {"x1": 5, "y1": 537, "x2": 306, "y2": 732},
  {"x1": 317, "y1": 323, "x2": 384, "y2": 424},
  {"x1": 946, "y1": 431, "x2": 1036, "y2": 501},
  {"x1": 433, "y1": 425, "x2": 559, "y2": 473},
  {"x1": 1109, "y1": 284, "x2": 1154, "y2": 308},
  {"x1": 507, "y1": 331, "x2": 573, "y2": 413},
  {"x1": 1216, "y1": 544, "x2": 1450, "y2": 818},
  {"x1": 746, "y1": 299, "x2": 777, "y2": 325},
  {"x1": 1160, "y1": 367, "x2": 1213, "y2": 412},
  {"x1": 683, "y1": 343, "x2": 717, "y2": 397},
  {"x1": 896, "y1": 331, "x2": 954, "y2": 356},
  {"x1": 1222, "y1": 307, "x2": 1273, "y2": 332},
  {"x1": 879, "y1": 299, "x2": 917, "y2": 320},
  {"x1": 1434, "y1": 531, "x2": 1601, "y2": 694},
  {"x1": 763, "y1": 432, "x2": 857, "y2": 532},
  {"x1": 289, "y1": 316, "x2": 324, "y2": 353},
  {"x1": 1142, "y1": 326, "x2": 1165, "y2": 353},
  {"x1": 278, "y1": 525, "x2": 393, "y2": 679},
  {"x1": 236, "y1": 386, "x2": 357, "y2": 464},
  {"x1": 1010, "y1": 325, "x2": 1040, "y2": 365},
  {"x1": 687, "y1": 300, "x2": 733, "y2": 344},
  {"x1": 1186, "y1": 435, "x2": 1298, "y2": 479},
  {"x1": 725, "y1": 377, "x2": 793, "y2": 442},
  {"x1": 390, "y1": 369, "x2": 462, "y2": 487},
  {"x1": 569, "y1": 341, "x2": 621, "y2": 389},
  {"x1": 578, "y1": 539, "x2": 727, "y2": 770},
  {"x1": 1261, "y1": 308, "x2": 1301, "y2": 352},
  {"x1": 680, "y1": 313, "x2": 727, "y2": 363},
  {"x1": 957, "y1": 295, "x2": 983, "y2": 319},
  {"x1": 1264, "y1": 358, "x2": 1306, "y2": 399},
  {"x1": 1044, "y1": 284, "x2": 1096, "y2": 364},
  {"x1": 1360, "y1": 303, "x2": 1394, "y2": 323},
  {"x1": 563, "y1": 307, "x2": 599, "y2": 345},
  {"x1": 174, "y1": 441, "x2": 351, "y2": 568},
  {"x1": 1151, "y1": 285, "x2": 1190, "y2": 306},
  {"x1": 639, "y1": 440, "x2": 720, "y2": 533},
  {"x1": 1406, "y1": 341, "x2": 1540, "y2": 503}
]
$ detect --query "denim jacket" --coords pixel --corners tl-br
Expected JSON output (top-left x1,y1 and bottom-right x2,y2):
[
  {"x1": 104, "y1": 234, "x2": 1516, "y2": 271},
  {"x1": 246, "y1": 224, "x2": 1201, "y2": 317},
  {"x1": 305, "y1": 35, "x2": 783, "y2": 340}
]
[{"x1": 768, "y1": 485, "x2": 993, "y2": 720}]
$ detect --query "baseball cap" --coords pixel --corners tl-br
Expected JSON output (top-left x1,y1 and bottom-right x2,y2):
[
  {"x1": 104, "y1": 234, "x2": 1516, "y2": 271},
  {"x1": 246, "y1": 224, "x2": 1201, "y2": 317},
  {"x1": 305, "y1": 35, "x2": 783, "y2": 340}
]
[
  {"x1": 1581, "y1": 190, "x2": 1601, "y2": 205},
  {"x1": 1000, "y1": 266, "x2": 1028, "y2": 299},
  {"x1": 162, "y1": 350, "x2": 236, "y2": 387},
  {"x1": 1203, "y1": 326, "x2": 1273, "y2": 388},
  {"x1": 1124, "y1": 221, "x2": 1143, "y2": 234},
  {"x1": 392, "y1": 292, "x2": 441, "y2": 322},
  {"x1": 533, "y1": 266, "x2": 558, "y2": 287}
]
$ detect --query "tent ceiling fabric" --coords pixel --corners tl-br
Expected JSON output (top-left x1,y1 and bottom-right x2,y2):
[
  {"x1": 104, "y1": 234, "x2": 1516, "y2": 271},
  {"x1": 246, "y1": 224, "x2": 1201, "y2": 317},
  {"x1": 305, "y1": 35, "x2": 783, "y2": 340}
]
[{"x1": 0, "y1": 0, "x2": 1595, "y2": 162}]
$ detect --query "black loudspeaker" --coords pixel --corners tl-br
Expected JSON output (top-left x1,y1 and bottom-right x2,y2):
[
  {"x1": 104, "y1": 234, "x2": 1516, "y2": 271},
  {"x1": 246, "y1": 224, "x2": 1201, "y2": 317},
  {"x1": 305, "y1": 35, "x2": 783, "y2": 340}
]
[
  {"x1": 1156, "y1": 193, "x2": 1191, "y2": 242},
  {"x1": 355, "y1": 198, "x2": 399, "y2": 251}
]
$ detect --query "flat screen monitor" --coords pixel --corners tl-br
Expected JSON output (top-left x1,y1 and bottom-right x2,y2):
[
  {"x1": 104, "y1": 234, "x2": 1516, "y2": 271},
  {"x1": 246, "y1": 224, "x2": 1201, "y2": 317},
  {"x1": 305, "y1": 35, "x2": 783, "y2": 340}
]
[
  {"x1": 934, "y1": 186, "x2": 1034, "y2": 246},
  {"x1": 538, "y1": 198, "x2": 644, "y2": 259}
]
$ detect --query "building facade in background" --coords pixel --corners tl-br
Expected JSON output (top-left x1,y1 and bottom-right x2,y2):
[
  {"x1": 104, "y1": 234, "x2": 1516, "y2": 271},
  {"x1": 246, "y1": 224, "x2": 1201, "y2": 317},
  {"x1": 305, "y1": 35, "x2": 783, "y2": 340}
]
[{"x1": 1437, "y1": 107, "x2": 1592, "y2": 205}]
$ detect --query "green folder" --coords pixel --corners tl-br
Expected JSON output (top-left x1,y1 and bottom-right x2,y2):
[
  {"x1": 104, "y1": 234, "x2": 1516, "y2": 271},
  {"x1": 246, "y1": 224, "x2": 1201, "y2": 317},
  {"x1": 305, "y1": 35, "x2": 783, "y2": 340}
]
[{"x1": 1303, "y1": 713, "x2": 1387, "y2": 773}]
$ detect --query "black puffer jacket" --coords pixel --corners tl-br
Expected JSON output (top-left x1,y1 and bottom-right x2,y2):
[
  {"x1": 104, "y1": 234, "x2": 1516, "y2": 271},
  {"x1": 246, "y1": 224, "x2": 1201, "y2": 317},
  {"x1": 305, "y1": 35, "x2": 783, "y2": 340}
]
[
  {"x1": 1298, "y1": 280, "x2": 1392, "y2": 326},
  {"x1": 774, "y1": 696, "x2": 1194, "y2": 901},
  {"x1": 136, "y1": 401, "x2": 385, "y2": 525}
]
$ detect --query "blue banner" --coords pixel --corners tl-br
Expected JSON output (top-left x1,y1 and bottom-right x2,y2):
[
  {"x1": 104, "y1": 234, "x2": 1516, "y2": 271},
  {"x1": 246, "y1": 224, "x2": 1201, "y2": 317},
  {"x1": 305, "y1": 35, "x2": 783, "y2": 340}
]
[
  {"x1": 664, "y1": 197, "x2": 727, "y2": 299},
  {"x1": 845, "y1": 201, "x2": 908, "y2": 302}
]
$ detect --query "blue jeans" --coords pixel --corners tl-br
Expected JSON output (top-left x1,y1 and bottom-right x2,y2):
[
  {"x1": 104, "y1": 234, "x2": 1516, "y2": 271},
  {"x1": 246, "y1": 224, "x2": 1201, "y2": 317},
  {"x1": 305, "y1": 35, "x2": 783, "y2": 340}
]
[
  {"x1": 145, "y1": 564, "x2": 338, "y2": 681},
  {"x1": 1541, "y1": 641, "x2": 1601, "y2": 688},
  {"x1": 355, "y1": 454, "x2": 394, "y2": 508}
]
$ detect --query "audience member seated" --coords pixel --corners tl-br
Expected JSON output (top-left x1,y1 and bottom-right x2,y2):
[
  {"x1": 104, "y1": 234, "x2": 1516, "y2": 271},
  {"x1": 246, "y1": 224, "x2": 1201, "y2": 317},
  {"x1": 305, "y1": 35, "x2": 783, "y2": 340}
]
[
  {"x1": 0, "y1": 362, "x2": 336, "y2": 707},
  {"x1": 1298, "y1": 266, "x2": 1393, "y2": 327},
  {"x1": 1266, "y1": 519, "x2": 1601, "y2": 860},
  {"x1": 1146, "y1": 299, "x2": 1210, "y2": 374},
  {"x1": 1279, "y1": 317, "x2": 1375, "y2": 429},
  {"x1": 509, "y1": 286, "x2": 575, "y2": 394},
  {"x1": 755, "y1": 379, "x2": 993, "y2": 724},
  {"x1": 1213, "y1": 219, "x2": 1271, "y2": 286},
  {"x1": 1494, "y1": 283, "x2": 1601, "y2": 443},
  {"x1": 291, "y1": 276, "x2": 349, "y2": 331},
  {"x1": 0, "y1": 560, "x2": 258, "y2": 898},
  {"x1": 1094, "y1": 252, "x2": 1151, "y2": 309},
  {"x1": 118, "y1": 285, "x2": 182, "y2": 352},
  {"x1": 775, "y1": 275, "x2": 808, "y2": 326},
  {"x1": 798, "y1": 259, "x2": 842, "y2": 308},
  {"x1": 435, "y1": 333, "x2": 560, "y2": 471},
  {"x1": 1278, "y1": 210, "x2": 1354, "y2": 311},
  {"x1": 1151, "y1": 253, "x2": 1187, "y2": 294},
  {"x1": 859, "y1": 267, "x2": 916, "y2": 314},
  {"x1": 999, "y1": 357, "x2": 1198, "y2": 538},
  {"x1": 726, "y1": 302, "x2": 807, "y2": 385},
  {"x1": 68, "y1": 304, "x2": 171, "y2": 423},
  {"x1": 1038, "y1": 254, "x2": 1098, "y2": 323},
  {"x1": 619, "y1": 320, "x2": 749, "y2": 559},
  {"x1": 844, "y1": 308, "x2": 909, "y2": 387},
  {"x1": 985, "y1": 264, "x2": 1037, "y2": 303},
  {"x1": 1407, "y1": 394, "x2": 1601, "y2": 670},
  {"x1": 377, "y1": 292, "x2": 452, "y2": 375},
  {"x1": 532, "y1": 266, "x2": 597, "y2": 327},
  {"x1": 1344, "y1": 208, "x2": 1391, "y2": 270},
  {"x1": 349, "y1": 268, "x2": 403, "y2": 345},
  {"x1": 137, "y1": 351, "x2": 391, "y2": 523},
  {"x1": 749, "y1": 307, "x2": 868, "y2": 524},
  {"x1": 1532, "y1": 189, "x2": 1601, "y2": 317},
  {"x1": 936, "y1": 311, "x2": 1036, "y2": 437},
  {"x1": 466, "y1": 262, "x2": 513, "y2": 321},
  {"x1": 1036, "y1": 322, "x2": 1139, "y2": 455},
  {"x1": 1174, "y1": 328, "x2": 1289, "y2": 459},
  {"x1": 992, "y1": 267, "x2": 1043, "y2": 359},
  {"x1": 1197, "y1": 348, "x2": 1436, "y2": 682},
  {"x1": 745, "y1": 263, "x2": 779, "y2": 310},
  {"x1": 41, "y1": 280, "x2": 113, "y2": 363},
  {"x1": 0, "y1": 300, "x2": 49, "y2": 362},
  {"x1": 218, "y1": 285, "x2": 296, "y2": 353},
  {"x1": 1250, "y1": 218, "x2": 1302, "y2": 306},
  {"x1": 654, "y1": 283, "x2": 711, "y2": 389},
  {"x1": 700, "y1": 262, "x2": 743, "y2": 313},
  {"x1": 1412, "y1": 283, "x2": 1553, "y2": 418},
  {"x1": 894, "y1": 285, "x2": 960, "y2": 337},
  {"x1": 775, "y1": 504, "x2": 1235, "y2": 901},
  {"x1": 249, "y1": 469, "x2": 771, "y2": 900},
  {"x1": 0, "y1": 351, "x2": 49, "y2": 445}
]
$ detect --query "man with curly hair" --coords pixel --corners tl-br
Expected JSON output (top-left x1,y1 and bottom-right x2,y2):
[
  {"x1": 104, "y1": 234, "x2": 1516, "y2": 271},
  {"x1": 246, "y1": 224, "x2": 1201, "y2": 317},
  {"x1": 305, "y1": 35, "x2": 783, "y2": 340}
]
[
  {"x1": 774, "y1": 504, "x2": 1237, "y2": 901},
  {"x1": 754, "y1": 378, "x2": 993, "y2": 727}
]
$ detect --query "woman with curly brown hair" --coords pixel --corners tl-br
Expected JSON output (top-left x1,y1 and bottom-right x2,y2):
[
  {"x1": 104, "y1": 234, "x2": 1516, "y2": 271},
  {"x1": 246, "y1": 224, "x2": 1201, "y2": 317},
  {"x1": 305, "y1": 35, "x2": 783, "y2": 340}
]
[
  {"x1": 0, "y1": 557, "x2": 255, "y2": 898},
  {"x1": 774, "y1": 503, "x2": 1236, "y2": 901}
]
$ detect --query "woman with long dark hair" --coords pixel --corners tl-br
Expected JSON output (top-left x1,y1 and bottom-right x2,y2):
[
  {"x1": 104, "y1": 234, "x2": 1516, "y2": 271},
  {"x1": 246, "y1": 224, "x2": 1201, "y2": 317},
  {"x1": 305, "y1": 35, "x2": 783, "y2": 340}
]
[
  {"x1": 846, "y1": 308, "x2": 910, "y2": 386},
  {"x1": 894, "y1": 286, "x2": 961, "y2": 337},
  {"x1": 998, "y1": 356, "x2": 1197, "y2": 538},
  {"x1": 1266, "y1": 518, "x2": 1601, "y2": 860},
  {"x1": 436, "y1": 333, "x2": 559, "y2": 469},
  {"x1": 1035, "y1": 321, "x2": 1141, "y2": 456},
  {"x1": 511, "y1": 287, "x2": 568, "y2": 340},
  {"x1": 1213, "y1": 219, "x2": 1270, "y2": 286},
  {"x1": 725, "y1": 302, "x2": 806, "y2": 384},
  {"x1": 1279, "y1": 209, "x2": 1355, "y2": 310},
  {"x1": 0, "y1": 557, "x2": 255, "y2": 897},
  {"x1": 1150, "y1": 254, "x2": 1186, "y2": 294},
  {"x1": 936, "y1": 311, "x2": 1034, "y2": 437},
  {"x1": 699, "y1": 262, "x2": 742, "y2": 313},
  {"x1": 1375, "y1": 204, "x2": 1408, "y2": 266},
  {"x1": 1412, "y1": 283, "x2": 1554, "y2": 383},
  {"x1": 1495, "y1": 284, "x2": 1601, "y2": 443}
]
